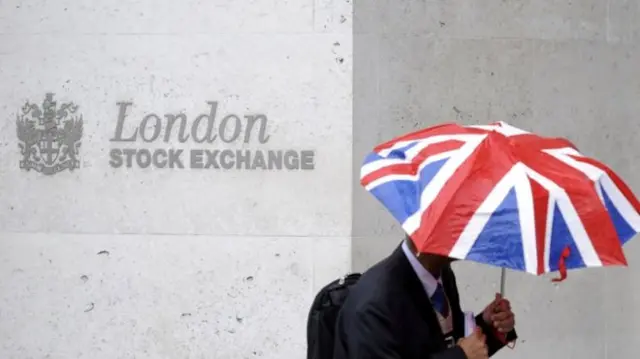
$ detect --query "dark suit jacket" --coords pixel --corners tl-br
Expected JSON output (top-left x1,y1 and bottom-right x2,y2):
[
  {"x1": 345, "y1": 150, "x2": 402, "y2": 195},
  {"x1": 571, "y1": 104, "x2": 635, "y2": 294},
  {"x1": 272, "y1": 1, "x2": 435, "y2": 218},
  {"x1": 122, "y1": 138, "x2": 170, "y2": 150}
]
[{"x1": 333, "y1": 245, "x2": 517, "y2": 359}]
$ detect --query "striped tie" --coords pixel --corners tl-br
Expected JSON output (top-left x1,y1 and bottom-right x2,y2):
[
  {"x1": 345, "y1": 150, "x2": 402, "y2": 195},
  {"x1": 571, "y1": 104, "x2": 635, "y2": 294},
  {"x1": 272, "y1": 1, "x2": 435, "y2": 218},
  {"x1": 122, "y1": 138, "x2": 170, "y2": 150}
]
[{"x1": 431, "y1": 283, "x2": 450, "y2": 317}]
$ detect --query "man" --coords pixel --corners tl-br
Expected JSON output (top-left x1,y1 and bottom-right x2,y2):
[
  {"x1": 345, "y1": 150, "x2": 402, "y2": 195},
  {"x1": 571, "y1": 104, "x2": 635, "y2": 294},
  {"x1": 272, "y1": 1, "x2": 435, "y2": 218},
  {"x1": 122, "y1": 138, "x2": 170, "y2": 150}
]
[{"x1": 333, "y1": 237, "x2": 517, "y2": 359}]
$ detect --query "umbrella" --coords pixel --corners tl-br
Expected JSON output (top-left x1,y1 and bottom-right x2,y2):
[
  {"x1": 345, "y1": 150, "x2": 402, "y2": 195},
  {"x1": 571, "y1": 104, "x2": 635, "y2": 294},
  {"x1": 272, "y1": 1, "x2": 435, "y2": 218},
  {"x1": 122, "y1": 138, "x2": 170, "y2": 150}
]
[{"x1": 360, "y1": 121, "x2": 640, "y2": 290}]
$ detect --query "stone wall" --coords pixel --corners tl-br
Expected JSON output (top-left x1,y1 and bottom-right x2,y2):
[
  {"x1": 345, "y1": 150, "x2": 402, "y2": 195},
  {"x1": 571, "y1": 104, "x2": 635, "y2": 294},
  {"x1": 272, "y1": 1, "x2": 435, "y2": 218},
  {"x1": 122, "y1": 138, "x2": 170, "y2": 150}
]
[
  {"x1": 0, "y1": 1, "x2": 352, "y2": 358},
  {"x1": 353, "y1": 1, "x2": 640, "y2": 358}
]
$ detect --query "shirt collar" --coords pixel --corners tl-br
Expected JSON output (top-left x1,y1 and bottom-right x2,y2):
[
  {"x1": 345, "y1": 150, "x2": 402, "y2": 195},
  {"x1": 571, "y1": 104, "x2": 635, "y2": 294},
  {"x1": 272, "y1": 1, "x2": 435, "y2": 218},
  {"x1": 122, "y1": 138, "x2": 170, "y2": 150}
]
[{"x1": 401, "y1": 241, "x2": 440, "y2": 298}]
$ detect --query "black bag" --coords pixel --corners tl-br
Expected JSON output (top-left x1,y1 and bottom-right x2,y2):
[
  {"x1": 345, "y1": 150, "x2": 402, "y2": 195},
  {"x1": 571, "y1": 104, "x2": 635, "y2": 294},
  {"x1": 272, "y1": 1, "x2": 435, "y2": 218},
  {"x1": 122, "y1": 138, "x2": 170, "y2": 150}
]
[{"x1": 306, "y1": 273, "x2": 362, "y2": 359}]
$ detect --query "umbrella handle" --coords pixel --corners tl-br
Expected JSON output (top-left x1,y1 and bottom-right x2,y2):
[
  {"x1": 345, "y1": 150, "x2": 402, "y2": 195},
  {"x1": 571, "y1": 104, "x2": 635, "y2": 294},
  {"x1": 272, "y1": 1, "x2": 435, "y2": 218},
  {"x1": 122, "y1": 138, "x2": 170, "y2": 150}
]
[{"x1": 496, "y1": 269, "x2": 516, "y2": 349}]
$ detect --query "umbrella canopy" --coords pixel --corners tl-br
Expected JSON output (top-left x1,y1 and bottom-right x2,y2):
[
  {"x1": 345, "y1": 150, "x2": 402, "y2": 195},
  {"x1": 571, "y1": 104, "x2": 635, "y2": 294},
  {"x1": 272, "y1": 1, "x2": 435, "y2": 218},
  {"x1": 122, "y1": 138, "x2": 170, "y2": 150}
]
[{"x1": 360, "y1": 121, "x2": 640, "y2": 279}]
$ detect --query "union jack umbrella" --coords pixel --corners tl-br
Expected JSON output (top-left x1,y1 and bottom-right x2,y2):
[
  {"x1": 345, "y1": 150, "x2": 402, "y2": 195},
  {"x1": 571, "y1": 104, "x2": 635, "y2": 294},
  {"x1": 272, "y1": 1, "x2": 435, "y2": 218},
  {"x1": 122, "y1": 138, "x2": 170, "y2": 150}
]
[{"x1": 360, "y1": 121, "x2": 640, "y2": 286}]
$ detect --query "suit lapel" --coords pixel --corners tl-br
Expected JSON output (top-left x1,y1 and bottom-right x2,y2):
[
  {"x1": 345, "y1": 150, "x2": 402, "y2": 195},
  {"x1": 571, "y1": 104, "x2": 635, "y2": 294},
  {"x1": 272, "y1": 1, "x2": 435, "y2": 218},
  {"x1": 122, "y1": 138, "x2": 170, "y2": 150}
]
[
  {"x1": 442, "y1": 265, "x2": 465, "y2": 340},
  {"x1": 391, "y1": 246, "x2": 467, "y2": 342},
  {"x1": 389, "y1": 246, "x2": 446, "y2": 347}
]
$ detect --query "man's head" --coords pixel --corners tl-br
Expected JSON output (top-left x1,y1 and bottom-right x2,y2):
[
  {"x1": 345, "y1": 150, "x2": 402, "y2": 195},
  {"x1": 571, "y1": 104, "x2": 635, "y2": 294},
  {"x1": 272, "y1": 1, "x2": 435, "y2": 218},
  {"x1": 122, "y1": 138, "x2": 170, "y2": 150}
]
[{"x1": 404, "y1": 235, "x2": 456, "y2": 276}]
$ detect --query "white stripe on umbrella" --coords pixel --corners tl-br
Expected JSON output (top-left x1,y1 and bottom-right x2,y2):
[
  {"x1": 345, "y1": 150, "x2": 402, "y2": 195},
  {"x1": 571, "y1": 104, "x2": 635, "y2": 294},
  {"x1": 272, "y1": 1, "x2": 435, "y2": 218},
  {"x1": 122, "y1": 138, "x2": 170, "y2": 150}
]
[
  {"x1": 601, "y1": 176, "x2": 640, "y2": 232},
  {"x1": 467, "y1": 121, "x2": 530, "y2": 137},
  {"x1": 448, "y1": 164, "x2": 521, "y2": 262},
  {"x1": 363, "y1": 150, "x2": 457, "y2": 191},
  {"x1": 361, "y1": 134, "x2": 486, "y2": 180},
  {"x1": 524, "y1": 166, "x2": 602, "y2": 268},
  {"x1": 543, "y1": 190, "x2": 555, "y2": 274},
  {"x1": 513, "y1": 165, "x2": 538, "y2": 275},
  {"x1": 376, "y1": 134, "x2": 478, "y2": 158},
  {"x1": 545, "y1": 148, "x2": 640, "y2": 233},
  {"x1": 403, "y1": 135, "x2": 487, "y2": 236},
  {"x1": 448, "y1": 163, "x2": 538, "y2": 274}
]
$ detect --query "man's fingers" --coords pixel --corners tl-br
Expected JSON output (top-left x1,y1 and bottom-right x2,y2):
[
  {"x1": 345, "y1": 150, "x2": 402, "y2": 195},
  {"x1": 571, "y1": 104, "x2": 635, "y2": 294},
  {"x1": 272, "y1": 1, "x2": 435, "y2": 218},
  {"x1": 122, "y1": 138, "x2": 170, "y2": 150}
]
[
  {"x1": 473, "y1": 328, "x2": 487, "y2": 342},
  {"x1": 475, "y1": 333, "x2": 486, "y2": 344},
  {"x1": 490, "y1": 299, "x2": 510, "y2": 314},
  {"x1": 491, "y1": 293, "x2": 502, "y2": 306},
  {"x1": 492, "y1": 294, "x2": 511, "y2": 308},
  {"x1": 490, "y1": 311, "x2": 511, "y2": 321},
  {"x1": 494, "y1": 317, "x2": 515, "y2": 332},
  {"x1": 492, "y1": 301, "x2": 512, "y2": 315},
  {"x1": 491, "y1": 309, "x2": 515, "y2": 331}
]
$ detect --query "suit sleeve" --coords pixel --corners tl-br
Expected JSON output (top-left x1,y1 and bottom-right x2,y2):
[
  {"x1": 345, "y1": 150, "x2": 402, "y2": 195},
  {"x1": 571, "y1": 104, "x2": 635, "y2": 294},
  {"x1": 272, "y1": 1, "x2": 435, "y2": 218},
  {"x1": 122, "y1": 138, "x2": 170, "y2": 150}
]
[
  {"x1": 443, "y1": 266, "x2": 516, "y2": 357},
  {"x1": 344, "y1": 304, "x2": 468, "y2": 359},
  {"x1": 474, "y1": 314, "x2": 517, "y2": 357}
]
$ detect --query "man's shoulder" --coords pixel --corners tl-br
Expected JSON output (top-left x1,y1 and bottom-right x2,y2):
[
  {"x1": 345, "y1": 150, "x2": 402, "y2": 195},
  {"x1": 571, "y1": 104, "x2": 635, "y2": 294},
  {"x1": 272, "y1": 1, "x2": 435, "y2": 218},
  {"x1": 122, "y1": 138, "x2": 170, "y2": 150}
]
[{"x1": 342, "y1": 256, "x2": 409, "y2": 314}]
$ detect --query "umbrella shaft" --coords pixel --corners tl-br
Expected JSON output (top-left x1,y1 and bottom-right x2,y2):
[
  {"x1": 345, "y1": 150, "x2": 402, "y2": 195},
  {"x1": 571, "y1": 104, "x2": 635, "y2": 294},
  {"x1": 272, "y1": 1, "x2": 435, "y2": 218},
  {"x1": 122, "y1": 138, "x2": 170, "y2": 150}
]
[{"x1": 499, "y1": 268, "x2": 506, "y2": 296}]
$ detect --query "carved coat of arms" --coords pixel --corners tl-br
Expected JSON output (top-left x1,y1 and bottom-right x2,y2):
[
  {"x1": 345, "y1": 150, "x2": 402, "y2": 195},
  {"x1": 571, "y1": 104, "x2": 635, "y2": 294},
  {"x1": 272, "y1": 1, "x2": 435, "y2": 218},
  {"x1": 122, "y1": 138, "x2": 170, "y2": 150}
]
[{"x1": 16, "y1": 93, "x2": 83, "y2": 175}]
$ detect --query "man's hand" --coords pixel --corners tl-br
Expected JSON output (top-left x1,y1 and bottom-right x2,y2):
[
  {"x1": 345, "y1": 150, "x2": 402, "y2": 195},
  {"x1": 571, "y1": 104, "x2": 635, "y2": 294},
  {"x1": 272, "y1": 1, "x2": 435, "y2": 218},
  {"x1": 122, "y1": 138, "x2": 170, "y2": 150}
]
[
  {"x1": 481, "y1": 293, "x2": 515, "y2": 333},
  {"x1": 458, "y1": 327, "x2": 488, "y2": 359}
]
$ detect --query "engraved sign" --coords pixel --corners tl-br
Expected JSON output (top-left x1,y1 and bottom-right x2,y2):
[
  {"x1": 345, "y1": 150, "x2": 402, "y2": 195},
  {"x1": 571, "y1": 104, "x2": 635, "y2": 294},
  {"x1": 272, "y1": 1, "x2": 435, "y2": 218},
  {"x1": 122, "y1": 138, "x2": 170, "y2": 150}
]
[
  {"x1": 109, "y1": 101, "x2": 316, "y2": 171},
  {"x1": 16, "y1": 93, "x2": 83, "y2": 175}
]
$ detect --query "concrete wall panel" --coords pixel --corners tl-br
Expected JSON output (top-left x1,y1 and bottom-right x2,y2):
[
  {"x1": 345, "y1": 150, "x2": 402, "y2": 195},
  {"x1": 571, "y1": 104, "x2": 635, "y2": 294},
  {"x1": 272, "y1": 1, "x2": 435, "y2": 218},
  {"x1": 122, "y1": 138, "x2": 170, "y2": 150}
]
[
  {"x1": 0, "y1": 32, "x2": 352, "y2": 236},
  {"x1": 0, "y1": 0, "x2": 352, "y2": 358},
  {"x1": 353, "y1": 1, "x2": 640, "y2": 358},
  {"x1": 0, "y1": 233, "x2": 350, "y2": 359}
]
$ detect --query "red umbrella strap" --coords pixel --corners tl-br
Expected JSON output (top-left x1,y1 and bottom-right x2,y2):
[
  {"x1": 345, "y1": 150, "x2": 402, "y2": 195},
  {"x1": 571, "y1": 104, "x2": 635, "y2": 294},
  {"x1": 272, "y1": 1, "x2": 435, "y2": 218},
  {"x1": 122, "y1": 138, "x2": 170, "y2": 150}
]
[{"x1": 552, "y1": 246, "x2": 571, "y2": 282}]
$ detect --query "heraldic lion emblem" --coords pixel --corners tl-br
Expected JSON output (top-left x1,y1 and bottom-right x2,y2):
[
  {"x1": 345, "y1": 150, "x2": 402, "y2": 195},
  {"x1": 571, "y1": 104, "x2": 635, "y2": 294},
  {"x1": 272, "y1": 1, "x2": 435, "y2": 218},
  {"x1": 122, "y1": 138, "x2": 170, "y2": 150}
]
[{"x1": 16, "y1": 93, "x2": 83, "y2": 175}]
